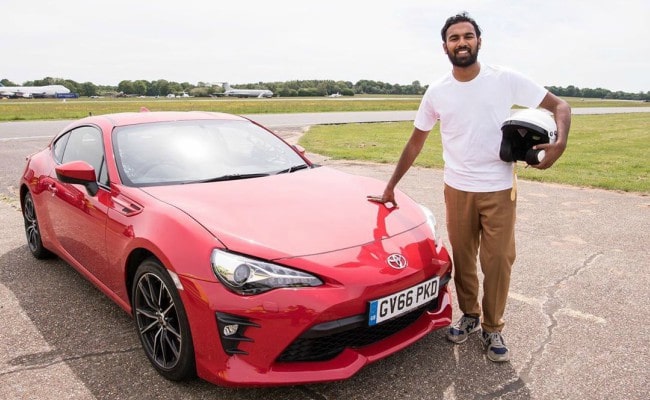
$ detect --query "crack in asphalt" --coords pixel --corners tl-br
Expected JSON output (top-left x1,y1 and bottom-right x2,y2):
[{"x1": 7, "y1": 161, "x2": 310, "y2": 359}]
[
  {"x1": 0, "y1": 193, "x2": 20, "y2": 209},
  {"x1": 474, "y1": 376, "x2": 528, "y2": 399},
  {"x1": 470, "y1": 252, "x2": 605, "y2": 399},
  {"x1": 0, "y1": 347, "x2": 141, "y2": 377},
  {"x1": 295, "y1": 386, "x2": 330, "y2": 400},
  {"x1": 518, "y1": 252, "x2": 604, "y2": 381}
]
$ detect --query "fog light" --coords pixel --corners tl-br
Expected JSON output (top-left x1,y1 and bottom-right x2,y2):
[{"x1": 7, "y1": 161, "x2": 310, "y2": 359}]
[
  {"x1": 223, "y1": 324, "x2": 239, "y2": 336},
  {"x1": 216, "y1": 312, "x2": 260, "y2": 356}
]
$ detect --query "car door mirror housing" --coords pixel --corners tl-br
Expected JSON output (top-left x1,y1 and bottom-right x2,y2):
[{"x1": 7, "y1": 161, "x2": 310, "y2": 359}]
[
  {"x1": 56, "y1": 161, "x2": 99, "y2": 196},
  {"x1": 292, "y1": 144, "x2": 306, "y2": 156}
]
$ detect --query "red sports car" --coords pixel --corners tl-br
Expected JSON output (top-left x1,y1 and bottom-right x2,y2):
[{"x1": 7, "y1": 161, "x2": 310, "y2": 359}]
[{"x1": 20, "y1": 111, "x2": 452, "y2": 386}]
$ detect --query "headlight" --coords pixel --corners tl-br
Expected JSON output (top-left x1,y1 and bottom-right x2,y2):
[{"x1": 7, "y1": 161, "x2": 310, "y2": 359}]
[
  {"x1": 211, "y1": 249, "x2": 323, "y2": 295},
  {"x1": 419, "y1": 204, "x2": 444, "y2": 253}
]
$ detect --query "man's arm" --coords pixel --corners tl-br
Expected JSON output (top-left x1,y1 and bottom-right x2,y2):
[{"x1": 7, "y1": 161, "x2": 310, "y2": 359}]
[
  {"x1": 535, "y1": 92, "x2": 571, "y2": 169},
  {"x1": 367, "y1": 127, "x2": 430, "y2": 207}
]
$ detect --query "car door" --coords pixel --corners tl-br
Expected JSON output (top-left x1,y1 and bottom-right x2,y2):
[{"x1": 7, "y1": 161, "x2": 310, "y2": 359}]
[{"x1": 45, "y1": 126, "x2": 111, "y2": 280}]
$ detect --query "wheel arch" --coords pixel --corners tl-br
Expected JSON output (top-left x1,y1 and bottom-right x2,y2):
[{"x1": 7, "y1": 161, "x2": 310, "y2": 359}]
[
  {"x1": 125, "y1": 248, "x2": 159, "y2": 310},
  {"x1": 19, "y1": 184, "x2": 30, "y2": 209},
  {"x1": 129, "y1": 250, "x2": 197, "y2": 380}
]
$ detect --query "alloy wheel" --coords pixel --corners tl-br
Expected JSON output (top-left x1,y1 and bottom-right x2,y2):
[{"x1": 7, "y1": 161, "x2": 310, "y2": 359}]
[
  {"x1": 22, "y1": 192, "x2": 51, "y2": 259},
  {"x1": 134, "y1": 272, "x2": 183, "y2": 370},
  {"x1": 23, "y1": 194, "x2": 40, "y2": 253}
]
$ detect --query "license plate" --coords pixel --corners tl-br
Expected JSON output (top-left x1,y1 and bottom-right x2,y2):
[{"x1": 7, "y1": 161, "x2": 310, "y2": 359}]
[{"x1": 368, "y1": 276, "x2": 439, "y2": 326}]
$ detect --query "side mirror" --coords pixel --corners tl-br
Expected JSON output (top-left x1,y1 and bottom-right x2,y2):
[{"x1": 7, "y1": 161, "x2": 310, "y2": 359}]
[
  {"x1": 292, "y1": 144, "x2": 306, "y2": 156},
  {"x1": 291, "y1": 144, "x2": 318, "y2": 166},
  {"x1": 55, "y1": 161, "x2": 99, "y2": 196}
]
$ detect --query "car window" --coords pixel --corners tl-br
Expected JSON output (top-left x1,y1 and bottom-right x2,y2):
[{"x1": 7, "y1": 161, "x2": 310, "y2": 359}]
[
  {"x1": 60, "y1": 126, "x2": 109, "y2": 186},
  {"x1": 52, "y1": 133, "x2": 70, "y2": 163},
  {"x1": 113, "y1": 119, "x2": 306, "y2": 186}
]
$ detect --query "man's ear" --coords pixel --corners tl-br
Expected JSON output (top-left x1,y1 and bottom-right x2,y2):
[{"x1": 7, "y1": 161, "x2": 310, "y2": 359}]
[
  {"x1": 443, "y1": 42, "x2": 449, "y2": 55},
  {"x1": 477, "y1": 37, "x2": 482, "y2": 49}
]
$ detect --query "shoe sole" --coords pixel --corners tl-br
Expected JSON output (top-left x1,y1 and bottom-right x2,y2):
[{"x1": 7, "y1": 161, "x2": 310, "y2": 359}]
[
  {"x1": 446, "y1": 325, "x2": 481, "y2": 344},
  {"x1": 481, "y1": 332, "x2": 510, "y2": 362},
  {"x1": 486, "y1": 352, "x2": 510, "y2": 362}
]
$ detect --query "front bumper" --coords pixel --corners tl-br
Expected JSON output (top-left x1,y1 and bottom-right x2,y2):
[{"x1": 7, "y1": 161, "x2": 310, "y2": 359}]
[{"x1": 179, "y1": 274, "x2": 452, "y2": 387}]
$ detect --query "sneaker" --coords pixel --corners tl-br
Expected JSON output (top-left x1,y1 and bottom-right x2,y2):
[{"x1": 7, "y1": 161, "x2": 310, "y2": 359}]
[
  {"x1": 446, "y1": 314, "x2": 481, "y2": 344},
  {"x1": 481, "y1": 331, "x2": 510, "y2": 362}
]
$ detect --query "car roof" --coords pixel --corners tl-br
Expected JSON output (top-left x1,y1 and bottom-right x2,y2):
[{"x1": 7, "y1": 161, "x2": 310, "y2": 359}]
[{"x1": 80, "y1": 111, "x2": 248, "y2": 128}]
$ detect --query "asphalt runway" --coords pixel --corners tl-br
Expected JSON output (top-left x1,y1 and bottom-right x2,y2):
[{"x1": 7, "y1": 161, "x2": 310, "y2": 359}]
[{"x1": 1, "y1": 111, "x2": 648, "y2": 399}]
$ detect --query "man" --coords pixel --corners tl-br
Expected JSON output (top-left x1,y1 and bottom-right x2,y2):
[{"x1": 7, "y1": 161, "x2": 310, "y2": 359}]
[{"x1": 368, "y1": 12, "x2": 571, "y2": 362}]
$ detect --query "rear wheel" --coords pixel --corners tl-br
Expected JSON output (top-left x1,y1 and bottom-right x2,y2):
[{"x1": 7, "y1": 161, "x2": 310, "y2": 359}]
[
  {"x1": 132, "y1": 258, "x2": 195, "y2": 381},
  {"x1": 22, "y1": 192, "x2": 53, "y2": 259}
]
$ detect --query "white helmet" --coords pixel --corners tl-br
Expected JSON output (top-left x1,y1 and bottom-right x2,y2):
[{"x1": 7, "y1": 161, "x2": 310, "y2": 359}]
[{"x1": 500, "y1": 108, "x2": 557, "y2": 165}]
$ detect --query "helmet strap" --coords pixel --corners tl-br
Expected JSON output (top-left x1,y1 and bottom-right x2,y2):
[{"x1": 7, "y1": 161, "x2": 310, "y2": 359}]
[{"x1": 511, "y1": 164, "x2": 518, "y2": 202}]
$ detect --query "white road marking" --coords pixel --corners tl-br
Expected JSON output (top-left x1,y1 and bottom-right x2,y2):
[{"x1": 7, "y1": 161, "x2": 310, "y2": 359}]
[
  {"x1": 509, "y1": 291, "x2": 607, "y2": 325},
  {"x1": 508, "y1": 291, "x2": 543, "y2": 306},
  {"x1": 0, "y1": 135, "x2": 53, "y2": 141},
  {"x1": 556, "y1": 308, "x2": 607, "y2": 325}
]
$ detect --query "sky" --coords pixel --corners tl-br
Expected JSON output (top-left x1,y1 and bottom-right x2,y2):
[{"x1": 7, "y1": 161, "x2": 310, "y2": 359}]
[{"x1": 2, "y1": 0, "x2": 649, "y2": 93}]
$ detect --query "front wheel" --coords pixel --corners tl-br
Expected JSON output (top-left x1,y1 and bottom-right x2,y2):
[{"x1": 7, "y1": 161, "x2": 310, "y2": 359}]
[
  {"x1": 22, "y1": 192, "x2": 53, "y2": 259},
  {"x1": 132, "y1": 258, "x2": 195, "y2": 381}
]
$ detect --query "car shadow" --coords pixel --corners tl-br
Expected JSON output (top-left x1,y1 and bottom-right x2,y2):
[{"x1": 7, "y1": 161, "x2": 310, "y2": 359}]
[{"x1": 0, "y1": 245, "x2": 530, "y2": 400}]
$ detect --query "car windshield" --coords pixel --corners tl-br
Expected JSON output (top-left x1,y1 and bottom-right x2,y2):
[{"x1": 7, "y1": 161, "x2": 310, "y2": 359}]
[{"x1": 113, "y1": 119, "x2": 307, "y2": 186}]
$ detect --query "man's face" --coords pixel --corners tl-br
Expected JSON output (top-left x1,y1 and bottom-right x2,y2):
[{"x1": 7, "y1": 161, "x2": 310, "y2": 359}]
[{"x1": 443, "y1": 21, "x2": 481, "y2": 67}]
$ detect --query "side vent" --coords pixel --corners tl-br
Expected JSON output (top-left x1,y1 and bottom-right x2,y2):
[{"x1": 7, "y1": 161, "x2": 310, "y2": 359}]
[
  {"x1": 216, "y1": 312, "x2": 260, "y2": 356},
  {"x1": 112, "y1": 195, "x2": 143, "y2": 216}
]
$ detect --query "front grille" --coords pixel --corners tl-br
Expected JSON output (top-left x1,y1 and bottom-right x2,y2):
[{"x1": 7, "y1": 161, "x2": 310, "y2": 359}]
[{"x1": 276, "y1": 282, "x2": 447, "y2": 363}]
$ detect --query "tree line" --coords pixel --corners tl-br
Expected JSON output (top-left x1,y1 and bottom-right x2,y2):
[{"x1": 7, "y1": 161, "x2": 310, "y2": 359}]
[{"x1": 1, "y1": 77, "x2": 649, "y2": 101}]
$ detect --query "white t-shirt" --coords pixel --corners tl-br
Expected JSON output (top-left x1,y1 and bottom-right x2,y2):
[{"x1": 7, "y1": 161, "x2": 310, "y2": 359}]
[{"x1": 414, "y1": 64, "x2": 548, "y2": 192}]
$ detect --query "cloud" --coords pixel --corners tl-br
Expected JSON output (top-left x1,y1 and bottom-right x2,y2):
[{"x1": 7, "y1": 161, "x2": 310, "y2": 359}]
[{"x1": 2, "y1": 0, "x2": 648, "y2": 92}]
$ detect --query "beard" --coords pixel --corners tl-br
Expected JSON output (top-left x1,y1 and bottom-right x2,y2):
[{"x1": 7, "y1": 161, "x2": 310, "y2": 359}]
[{"x1": 447, "y1": 47, "x2": 479, "y2": 67}]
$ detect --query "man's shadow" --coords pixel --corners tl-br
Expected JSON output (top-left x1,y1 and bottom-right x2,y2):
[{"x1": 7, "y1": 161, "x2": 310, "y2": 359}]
[
  {"x1": 0, "y1": 207, "x2": 529, "y2": 400},
  {"x1": 299, "y1": 204, "x2": 530, "y2": 399},
  {"x1": 302, "y1": 329, "x2": 530, "y2": 399}
]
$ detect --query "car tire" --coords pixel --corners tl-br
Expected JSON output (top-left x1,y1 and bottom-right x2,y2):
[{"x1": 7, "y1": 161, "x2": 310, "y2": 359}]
[
  {"x1": 22, "y1": 191, "x2": 53, "y2": 259},
  {"x1": 132, "y1": 258, "x2": 196, "y2": 381}
]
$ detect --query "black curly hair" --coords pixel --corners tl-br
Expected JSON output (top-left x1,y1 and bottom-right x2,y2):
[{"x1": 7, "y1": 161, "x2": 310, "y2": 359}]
[{"x1": 440, "y1": 12, "x2": 482, "y2": 41}]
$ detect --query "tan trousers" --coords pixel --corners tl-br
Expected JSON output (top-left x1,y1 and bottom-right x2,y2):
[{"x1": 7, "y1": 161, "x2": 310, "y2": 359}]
[{"x1": 444, "y1": 184, "x2": 516, "y2": 332}]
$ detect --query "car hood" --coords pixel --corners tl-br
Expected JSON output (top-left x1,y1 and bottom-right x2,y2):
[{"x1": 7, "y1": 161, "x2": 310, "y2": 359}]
[{"x1": 141, "y1": 167, "x2": 426, "y2": 260}]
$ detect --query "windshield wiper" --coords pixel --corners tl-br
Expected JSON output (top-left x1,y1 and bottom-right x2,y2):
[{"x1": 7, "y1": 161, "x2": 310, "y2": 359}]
[
  {"x1": 189, "y1": 173, "x2": 271, "y2": 183},
  {"x1": 275, "y1": 164, "x2": 310, "y2": 174}
]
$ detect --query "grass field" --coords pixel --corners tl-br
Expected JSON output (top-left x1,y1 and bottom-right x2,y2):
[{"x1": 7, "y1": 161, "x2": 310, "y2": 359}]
[
  {"x1": 1, "y1": 97, "x2": 648, "y2": 193},
  {"x1": 0, "y1": 96, "x2": 647, "y2": 122},
  {"x1": 299, "y1": 113, "x2": 650, "y2": 194},
  {"x1": 0, "y1": 98, "x2": 422, "y2": 121}
]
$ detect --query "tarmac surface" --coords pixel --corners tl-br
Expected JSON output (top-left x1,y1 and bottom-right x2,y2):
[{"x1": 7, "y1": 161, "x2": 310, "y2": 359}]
[{"x1": 0, "y1": 111, "x2": 648, "y2": 399}]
